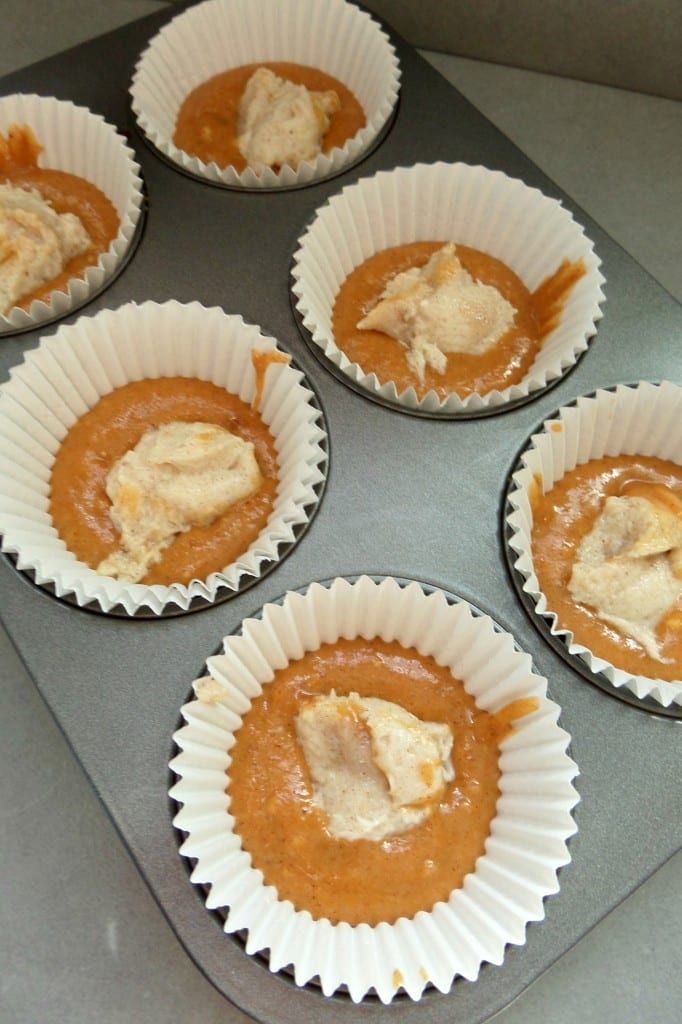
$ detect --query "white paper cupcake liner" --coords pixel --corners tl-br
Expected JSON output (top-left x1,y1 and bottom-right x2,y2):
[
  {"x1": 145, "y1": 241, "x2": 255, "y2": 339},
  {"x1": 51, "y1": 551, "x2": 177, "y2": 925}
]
[
  {"x1": 130, "y1": 0, "x2": 400, "y2": 189},
  {"x1": 0, "y1": 94, "x2": 143, "y2": 334},
  {"x1": 0, "y1": 300, "x2": 327, "y2": 615},
  {"x1": 291, "y1": 161, "x2": 606, "y2": 414},
  {"x1": 506, "y1": 381, "x2": 682, "y2": 709},
  {"x1": 170, "y1": 575, "x2": 579, "y2": 1003}
]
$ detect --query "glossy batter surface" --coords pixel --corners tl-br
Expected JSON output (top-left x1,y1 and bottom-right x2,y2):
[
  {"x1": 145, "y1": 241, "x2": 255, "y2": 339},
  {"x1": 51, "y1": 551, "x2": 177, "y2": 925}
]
[
  {"x1": 49, "y1": 378, "x2": 278, "y2": 587},
  {"x1": 332, "y1": 242, "x2": 585, "y2": 399},
  {"x1": 532, "y1": 455, "x2": 682, "y2": 680},
  {"x1": 0, "y1": 125, "x2": 119, "y2": 310},
  {"x1": 173, "y1": 62, "x2": 366, "y2": 170},
  {"x1": 229, "y1": 638, "x2": 508, "y2": 926}
]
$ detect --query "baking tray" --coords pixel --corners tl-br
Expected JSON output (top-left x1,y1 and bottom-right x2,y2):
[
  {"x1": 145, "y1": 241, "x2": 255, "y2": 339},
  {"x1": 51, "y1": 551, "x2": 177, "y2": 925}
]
[{"x1": 0, "y1": 4, "x2": 680, "y2": 1023}]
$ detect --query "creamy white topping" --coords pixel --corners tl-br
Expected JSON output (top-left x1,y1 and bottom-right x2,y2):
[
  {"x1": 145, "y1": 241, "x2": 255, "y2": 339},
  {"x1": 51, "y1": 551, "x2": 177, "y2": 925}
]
[
  {"x1": 97, "y1": 421, "x2": 262, "y2": 583},
  {"x1": 0, "y1": 183, "x2": 90, "y2": 314},
  {"x1": 569, "y1": 494, "x2": 682, "y2": 660},
  {"x1": 237, "y1": 67, "x2": 340, "y2": 169},
  {"x1": 295, "y1": 692, "x2": 454, "y2": 841},
  {"x1": 357, "y1": 243, "x2": 516, "y2": 383}
]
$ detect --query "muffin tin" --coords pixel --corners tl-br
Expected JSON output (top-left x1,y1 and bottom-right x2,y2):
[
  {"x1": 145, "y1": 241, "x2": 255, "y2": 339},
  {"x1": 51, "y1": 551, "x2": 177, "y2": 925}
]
[{"x1": 1, "y1": 4, "x2": 681, "y2": 1023}]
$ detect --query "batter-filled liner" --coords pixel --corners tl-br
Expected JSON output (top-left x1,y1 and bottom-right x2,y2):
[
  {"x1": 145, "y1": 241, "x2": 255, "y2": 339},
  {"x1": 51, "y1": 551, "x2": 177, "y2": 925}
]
[
  {"x1": 130, "y1": 0, "x2": 400, "y2": 189},
  {"x1": 0, "y1": 93, "x2": 142, "y2": 333},
  {"x1": 49, "y1": 378, "x2": 278, "y2": 588},
  {"x1": 0, "y1": 301, "x2": 328, "y2": 615},
  {"x1": 174, "y1": 62, "x2": 366, "y2": 173},
  {"x1": 0, "y1": 125, "x2": 119, "y2": 313},
  {"x1": 228, "y1": 636, "x2": 534, "y2": 926},
  {"x1": 506, "y1": 381, "x2": 682, "y2": 708},
  {"x1": 171, "y1": 576, "x2": 579, "y2": 1003},
  {"x1": 292, "y1": 162, "x2": 605, "y2": 414}
]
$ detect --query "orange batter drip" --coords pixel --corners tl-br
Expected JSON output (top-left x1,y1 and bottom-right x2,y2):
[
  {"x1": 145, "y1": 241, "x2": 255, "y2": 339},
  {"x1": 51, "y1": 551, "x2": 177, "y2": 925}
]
[
  {"x1": 250, "y1": 349, "x2": 291, "y2": 411},
  {"x1": 532, "y1": 456, "x2": 682, "y2": 680},
  {"x1": 173, "y1": 62, "x2": 366, "y2": 171},
  {"x1": 332, "y1": 242, "x2": 585, "y2": 399},
  {"x1": 228, "y1": 637, "x2": 536, "y2": 926},
  {"x1": 0, "y1": 125, "x2": 119, "y2": 312},
  {"x1": 49, "y1": 378, "x2": 278, "y2": 587},
  {"x1": 493, "y1": 697, "x2": 539, "y2": 736}
]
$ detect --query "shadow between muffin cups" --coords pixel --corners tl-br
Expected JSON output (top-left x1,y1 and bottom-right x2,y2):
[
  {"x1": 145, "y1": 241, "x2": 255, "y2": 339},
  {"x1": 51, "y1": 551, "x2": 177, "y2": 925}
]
[
  {"x1": 0, "y1": 93, "x2": 144, "y2": 335},
  {"x1": 129, "y1": 0, "x2": 401, "y2": 190},
  {"x1": 170, "y1": 575, "x2": 579, "y2": 1003},
  {"x1": 505, "y1": 381, "x2": 682, "y2": 711},
  {"x1": 0, "y1": 301, "x2": 328, "y2": 616},
  {"x1": 291, "y1": 162, "x2": 606, "y2": 417}
]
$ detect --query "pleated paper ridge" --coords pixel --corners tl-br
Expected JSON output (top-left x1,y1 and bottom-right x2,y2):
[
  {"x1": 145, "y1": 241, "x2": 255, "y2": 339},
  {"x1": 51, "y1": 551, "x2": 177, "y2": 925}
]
[
  {"x1": 0, "y1": 94, "x2": 143, "y2": 332},
  {"x1": 506, "y1": 381, "x2": 682, "y2": 707},
  {"x1": 170, "y1": 576, "x2": 579, "y2": 1003},
  {"x1": 291, "y1": 162, "x2": 606, "y2": 413},
  {"x1": 130, "y1": 0, "x2": 400, "y2": 188},
  {"x1": 0, "y1": 301, "x2": 327, "y2": 614}
]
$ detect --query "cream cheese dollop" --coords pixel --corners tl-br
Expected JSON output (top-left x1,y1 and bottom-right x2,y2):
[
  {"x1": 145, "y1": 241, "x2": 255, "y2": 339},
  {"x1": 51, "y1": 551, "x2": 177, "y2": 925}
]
[
  {"x1": 295, "y1": 692, "x2": 454, "y2": 841},
  {"x1": 357, "y1": 243, "x2": 516, "y2": 383},
  {"x1": 0, "y1": 183, "x2": 90, "y2": 314},
  {"x1": 97, "y1": 421, "x2": 262, "y2": 583},
  {"x1": 568, "y1": 491, "x2": 682, "y2": 660},
  {"x1": 237, "y1": 66, "x2": 340, "y2": 170}
]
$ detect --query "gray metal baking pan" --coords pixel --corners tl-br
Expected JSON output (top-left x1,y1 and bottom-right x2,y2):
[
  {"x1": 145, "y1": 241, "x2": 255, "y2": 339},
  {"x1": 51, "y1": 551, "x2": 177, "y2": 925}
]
[{"x1": 0, "y1": 3, "x2": 680, "y2": 1023}]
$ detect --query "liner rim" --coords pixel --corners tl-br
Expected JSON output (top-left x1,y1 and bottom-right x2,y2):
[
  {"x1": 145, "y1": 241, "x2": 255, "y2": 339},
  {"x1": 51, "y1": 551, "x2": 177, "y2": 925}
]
[
  {"x1": 169, "y1": 574, "x2": 580, "y2": 1003},
  {"x1": 290, "y1": 160, "x2": 606, "y2": 416},
  {"x1": 504, "y1": 380, "x2": 682, "y2": 711},
  {"x1": 0, "y1": 299, "x2": 329, "y2": 616},
  {"x1": 0, "y1": 92, "x2": 144, "y2": 334},
  {"x1": 129, "y1": 0, "x2": 402, "y2": 190}
]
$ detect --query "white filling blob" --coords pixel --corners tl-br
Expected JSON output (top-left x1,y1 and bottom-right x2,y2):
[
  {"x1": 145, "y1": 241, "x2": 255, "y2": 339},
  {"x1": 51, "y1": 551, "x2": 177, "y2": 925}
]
[
  {"x1": 97, "y1": 421, "x2": 262, "y2": 583},
  {"x1": 295, "y1": 692, "x2": 454, "y2": 841},
  {"x1": 569, "y1": 493, "x2": 682, "y2": 660},
  {"x1": 0, "y1": 183, "x2": 90, "y2": 314},
  {"x1": 357, "y1": 243, "x2": 516, "y2": 383},
  {"x1": 237, "y1": 67, "x2": 340, "y2": 170}
]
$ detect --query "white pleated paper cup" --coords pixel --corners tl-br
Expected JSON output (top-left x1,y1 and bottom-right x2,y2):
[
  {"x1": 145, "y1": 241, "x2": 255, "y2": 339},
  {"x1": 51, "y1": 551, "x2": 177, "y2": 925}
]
[
  {"x1": 0, "y1": 94, "x2": 143, "y2": 334},
  {"x1": 0, "y1": 301, "x2": 327, "y2": 615},
  {"x1": 292, "y1": 162, "x2": 605, "y2": 415},
  {"x1": 130, "y1": 0, "x2": 400, "y2": 189},
  {"x1": 170, "y1": 575, "x2": 579, "y2": 1003},
  {"x1": 506, "y1": 381, "x2": 682, "y2": 709}
]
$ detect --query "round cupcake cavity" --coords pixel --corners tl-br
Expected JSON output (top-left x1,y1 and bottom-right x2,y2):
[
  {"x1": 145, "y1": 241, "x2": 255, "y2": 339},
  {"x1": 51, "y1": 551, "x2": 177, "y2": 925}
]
[
  {"x1": 0, "y1": 301, "x2": 328, "y2": 615},
  {"x1": 291, "y1": 162, "x2": 605, "y2": 415},
  {"x1": 506, "y1": 381, "x2": 682, "y2": 710},
  {"x1": 130, "y1": 0, "x2": 401, "y2": 189},
  {"x1": 0, "y1": 93, "x2": 143, "y2": 334},
  {"x1": 171, "y1": 575, "x2": 579, "y2": 1003}
]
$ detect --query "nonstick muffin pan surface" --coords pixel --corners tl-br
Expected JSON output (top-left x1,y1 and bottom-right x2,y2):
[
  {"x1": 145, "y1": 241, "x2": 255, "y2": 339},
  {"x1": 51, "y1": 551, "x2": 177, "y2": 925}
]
[{"x1": 0, "y1": 3, "x2": 680, "y2": 1022}]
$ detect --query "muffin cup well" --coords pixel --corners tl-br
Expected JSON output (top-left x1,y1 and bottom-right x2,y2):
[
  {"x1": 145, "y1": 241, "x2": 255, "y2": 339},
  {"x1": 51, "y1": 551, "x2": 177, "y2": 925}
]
[
  {"x1": 291, "y1": 162, "x2": 605, "y2": 415},
  {"x1": 170, "y1": 575, "x2": 579, "y2": 1003},
  {"x1": 130, "y1": 0, "x2": 400, "y2": 189},
  {"x1": 0, "y1": 94, "x2": 143, "y2": 334},
  {"x1": 506, "y1": 381, "x2": 682, "y2": 710},
  {"x1": 0, "y1": 301, "x2": 328, "y2": 615}
]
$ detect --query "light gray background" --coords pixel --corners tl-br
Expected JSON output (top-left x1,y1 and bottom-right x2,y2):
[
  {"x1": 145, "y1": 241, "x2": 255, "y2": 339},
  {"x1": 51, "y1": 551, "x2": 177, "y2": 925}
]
[{"x1": 1, "y1": 3, "x2": 680, "y2": 1023}]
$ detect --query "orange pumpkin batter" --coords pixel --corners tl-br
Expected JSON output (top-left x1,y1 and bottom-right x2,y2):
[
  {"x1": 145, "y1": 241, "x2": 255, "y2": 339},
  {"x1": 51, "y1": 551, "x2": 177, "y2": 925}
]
[
  {"x1": 49, "y1": 378, "x2": 278, "y2": 587},
  {"x1": 332, "y1": 242, "x2": 585, "y2": 399},
  {"x1": 0, "y1": 125, "x2": 119, "y2": 311},
  {"x1": 173, "y1": 62, "x2": 366, "y2": 170},
  {"x1": 229, "y1": 637, "x2": 536, "y2": 926},
  {"x1": 532, "y1": 455, "x2": 682, "y2": 680}
]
